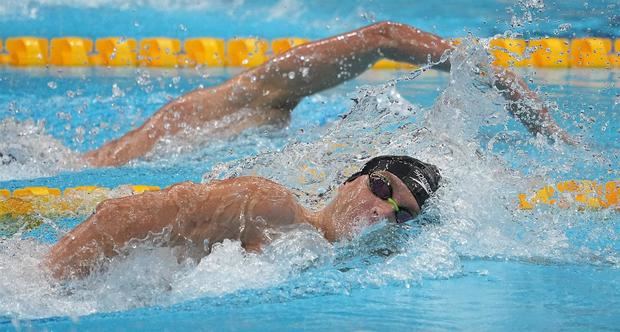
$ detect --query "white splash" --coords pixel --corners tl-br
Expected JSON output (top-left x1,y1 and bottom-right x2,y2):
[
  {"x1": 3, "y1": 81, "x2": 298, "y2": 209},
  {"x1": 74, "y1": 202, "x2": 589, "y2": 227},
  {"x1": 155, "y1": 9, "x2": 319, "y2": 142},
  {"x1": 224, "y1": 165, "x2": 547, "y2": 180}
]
[
  {"x1": 0, "y1": 118, "x2": 81, "y2": 181},
  {"x1": 0, "y1": 224, "x2": 331, "y2": 319}
]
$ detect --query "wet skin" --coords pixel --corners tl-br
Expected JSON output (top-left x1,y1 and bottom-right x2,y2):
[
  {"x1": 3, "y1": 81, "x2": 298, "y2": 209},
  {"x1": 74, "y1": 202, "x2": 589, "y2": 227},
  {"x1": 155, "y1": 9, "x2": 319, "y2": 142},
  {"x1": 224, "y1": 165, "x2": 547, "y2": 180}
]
[
  {"x1": 46, "y1": 171, "x2": 420, "y2": 279},
  {"x1": 83, "y1": 21, "x2": 572, "y2": 167}
]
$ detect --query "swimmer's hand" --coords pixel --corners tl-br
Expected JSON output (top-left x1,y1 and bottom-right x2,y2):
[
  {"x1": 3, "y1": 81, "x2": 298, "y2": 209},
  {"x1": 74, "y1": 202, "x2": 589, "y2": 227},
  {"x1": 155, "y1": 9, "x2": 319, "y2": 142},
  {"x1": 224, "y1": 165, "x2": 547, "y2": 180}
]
[
  {"x1": 509, "y1": 103, "x2": 579, "y2": 146},
  {"x1": 539, "y1": 112, "x2": 579, "y2": 146},
  {"x1": 491, "y1": 68, "x2": 577, "y2": 146}
]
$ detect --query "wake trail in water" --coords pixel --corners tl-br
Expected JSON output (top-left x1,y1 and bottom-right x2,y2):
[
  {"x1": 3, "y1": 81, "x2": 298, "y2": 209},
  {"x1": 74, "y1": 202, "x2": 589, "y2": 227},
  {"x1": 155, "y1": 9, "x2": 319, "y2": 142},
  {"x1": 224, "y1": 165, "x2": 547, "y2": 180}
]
[{"x1": 0, "y1": 119, "x2": 81, "y2": 181}]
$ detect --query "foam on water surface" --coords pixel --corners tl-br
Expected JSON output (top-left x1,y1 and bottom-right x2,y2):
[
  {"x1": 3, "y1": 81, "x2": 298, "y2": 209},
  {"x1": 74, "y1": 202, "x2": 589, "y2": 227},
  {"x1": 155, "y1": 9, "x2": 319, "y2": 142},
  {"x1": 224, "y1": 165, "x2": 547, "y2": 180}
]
[{"x1": 0, "y1": 118, "x2": 81, "y2": 181}]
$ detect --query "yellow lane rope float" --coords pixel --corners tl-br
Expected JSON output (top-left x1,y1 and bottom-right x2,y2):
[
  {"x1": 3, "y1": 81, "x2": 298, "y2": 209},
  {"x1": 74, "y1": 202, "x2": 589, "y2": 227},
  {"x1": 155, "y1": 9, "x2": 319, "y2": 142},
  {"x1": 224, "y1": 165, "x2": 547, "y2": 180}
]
[
  {"x1": 0, "y1": 185, "x2": 160, "y2": 220},
  {"x1": 518, "y1": 180, "x2": 618, "y2": 210},
  {"x1": 0, "y1": 180, "x2": 617, "y2": 222},
  {"x1": 0, "y1": 36, "x2": 618, "y2": 69}
]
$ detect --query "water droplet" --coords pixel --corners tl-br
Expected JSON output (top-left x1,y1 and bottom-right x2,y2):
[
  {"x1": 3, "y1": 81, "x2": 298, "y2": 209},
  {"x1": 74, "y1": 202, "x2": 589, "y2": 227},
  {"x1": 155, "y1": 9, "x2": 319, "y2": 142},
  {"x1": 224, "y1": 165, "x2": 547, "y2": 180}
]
[{"x1": 112, "y1": 84, "x2": 124, "y2": 98}]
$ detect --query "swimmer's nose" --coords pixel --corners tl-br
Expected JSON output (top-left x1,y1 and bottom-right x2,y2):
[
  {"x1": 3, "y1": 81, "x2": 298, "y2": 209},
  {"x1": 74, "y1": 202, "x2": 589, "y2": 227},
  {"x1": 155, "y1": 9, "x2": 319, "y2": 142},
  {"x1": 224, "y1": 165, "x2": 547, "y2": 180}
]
[{"x1": 371, "y1": 205, "x2": 395, "y2": 222}]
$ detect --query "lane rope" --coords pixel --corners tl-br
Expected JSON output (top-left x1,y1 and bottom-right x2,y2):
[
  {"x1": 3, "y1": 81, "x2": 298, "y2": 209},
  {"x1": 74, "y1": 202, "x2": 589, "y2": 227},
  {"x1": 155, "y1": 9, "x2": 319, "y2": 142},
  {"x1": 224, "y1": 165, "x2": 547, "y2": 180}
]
[
  {"x1": 0, "y1": 37, "x2": 618, "y2": 68},
  {"x1": 0, "y1": 180, "x2": 617, "y2": 219}
]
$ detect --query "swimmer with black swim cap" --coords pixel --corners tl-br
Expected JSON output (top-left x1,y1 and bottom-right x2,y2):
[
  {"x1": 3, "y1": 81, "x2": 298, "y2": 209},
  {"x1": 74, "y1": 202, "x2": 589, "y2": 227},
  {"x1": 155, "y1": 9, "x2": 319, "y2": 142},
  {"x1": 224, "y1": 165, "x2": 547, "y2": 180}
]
[
  {"x1": 341, "y1": 155, "x2": 441, "y2": 223},
  {"x1": 346, "y1": 155, "x2": 441, "y2": 209},
  {"x1": 47, "y1": 155, "x2": 440, "y2": 279}
]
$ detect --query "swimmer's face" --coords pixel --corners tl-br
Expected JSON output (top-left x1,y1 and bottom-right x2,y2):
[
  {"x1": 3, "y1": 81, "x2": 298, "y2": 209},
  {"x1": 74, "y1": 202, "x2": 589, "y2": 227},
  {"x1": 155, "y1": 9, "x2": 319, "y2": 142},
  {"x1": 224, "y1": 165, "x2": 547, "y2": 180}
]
[{"x1": 322, "y1": 171, "x2": 421, "y2": 240}]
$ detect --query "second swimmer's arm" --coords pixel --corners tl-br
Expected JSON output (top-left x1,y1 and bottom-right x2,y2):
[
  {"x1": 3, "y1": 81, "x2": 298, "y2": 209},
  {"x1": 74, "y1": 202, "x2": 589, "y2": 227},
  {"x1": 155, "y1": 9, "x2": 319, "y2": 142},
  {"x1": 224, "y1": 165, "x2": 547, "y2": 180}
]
[
  {"x1": 84, "y1": 22, "x2": 571, "y2": 167},
  {"x1": 83, "y1": 22, "x2": 451, "y2": 167},
  {"x1": 242, "y1": 21, "x2": 570, "y2": 142},
  {"x1": 236, "y1": 21, "x2": 452, "y2": 109}
]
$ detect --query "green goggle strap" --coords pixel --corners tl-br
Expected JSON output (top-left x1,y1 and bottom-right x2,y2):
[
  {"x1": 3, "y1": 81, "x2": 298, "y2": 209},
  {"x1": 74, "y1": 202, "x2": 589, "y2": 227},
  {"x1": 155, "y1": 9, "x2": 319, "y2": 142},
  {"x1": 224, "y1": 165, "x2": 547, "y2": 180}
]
[{"x1": 386, "y1": 197, "x2": 400, "y2": 211}]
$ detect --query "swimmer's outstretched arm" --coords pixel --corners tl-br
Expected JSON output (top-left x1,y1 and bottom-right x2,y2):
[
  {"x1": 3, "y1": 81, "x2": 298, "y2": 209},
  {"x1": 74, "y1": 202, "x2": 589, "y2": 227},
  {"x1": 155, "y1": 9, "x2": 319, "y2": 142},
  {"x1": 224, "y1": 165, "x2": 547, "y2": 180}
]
[
  {"x1": 251, "y1": 21, "x2": 571, "y2": 143},
  {"x1": 243, "y1": 21, "x2": 571, "y2": 143},
  {"x1": 83, "y1": 22, "x2": 455, "y2": 167},
  {"x1": 84, "y1": 22, "x2": 571, "y2": 166}
]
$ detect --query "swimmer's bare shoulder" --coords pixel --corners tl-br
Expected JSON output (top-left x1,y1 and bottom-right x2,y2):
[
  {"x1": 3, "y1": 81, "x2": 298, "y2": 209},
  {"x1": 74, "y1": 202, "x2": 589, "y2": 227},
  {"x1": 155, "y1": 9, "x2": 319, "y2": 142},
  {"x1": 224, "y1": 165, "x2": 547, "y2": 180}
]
[{"x1": 45, "y1": 176, "x2": 307, "y2": 279}]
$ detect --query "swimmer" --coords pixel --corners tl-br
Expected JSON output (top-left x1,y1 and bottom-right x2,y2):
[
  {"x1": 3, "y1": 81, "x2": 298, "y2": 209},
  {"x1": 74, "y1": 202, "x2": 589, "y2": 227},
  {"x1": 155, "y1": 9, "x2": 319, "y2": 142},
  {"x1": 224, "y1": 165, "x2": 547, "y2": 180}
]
[
  {"x1": 46, "y1": 155, "x2": 441, "y2": 279},
  {"x1": 83, "y1": 21, "x2": 574, "y2": 167}
]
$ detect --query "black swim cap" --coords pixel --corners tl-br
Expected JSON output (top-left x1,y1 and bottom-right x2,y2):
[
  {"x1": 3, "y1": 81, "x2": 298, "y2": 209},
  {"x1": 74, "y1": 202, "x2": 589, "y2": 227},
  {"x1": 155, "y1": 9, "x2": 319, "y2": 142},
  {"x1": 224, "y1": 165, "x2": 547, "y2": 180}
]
[{"x1": 345, "y1": 155, "x2": 441, "y2": 207}]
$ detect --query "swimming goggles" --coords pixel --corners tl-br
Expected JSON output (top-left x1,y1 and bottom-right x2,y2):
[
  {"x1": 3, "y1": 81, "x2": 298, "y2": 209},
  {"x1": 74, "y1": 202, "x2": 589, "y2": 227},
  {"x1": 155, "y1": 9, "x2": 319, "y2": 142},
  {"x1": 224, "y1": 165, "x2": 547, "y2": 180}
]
[{"x1": 368, "y1": 173, "x2": 415, "y2": 224}]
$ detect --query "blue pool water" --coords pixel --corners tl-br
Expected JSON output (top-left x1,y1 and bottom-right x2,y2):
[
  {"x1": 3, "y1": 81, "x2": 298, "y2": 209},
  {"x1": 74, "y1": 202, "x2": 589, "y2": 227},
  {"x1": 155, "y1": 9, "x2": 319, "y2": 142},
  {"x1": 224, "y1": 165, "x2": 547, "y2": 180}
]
[{"x1": 1, "y1": 1, "x2": 619, "y2": 331}]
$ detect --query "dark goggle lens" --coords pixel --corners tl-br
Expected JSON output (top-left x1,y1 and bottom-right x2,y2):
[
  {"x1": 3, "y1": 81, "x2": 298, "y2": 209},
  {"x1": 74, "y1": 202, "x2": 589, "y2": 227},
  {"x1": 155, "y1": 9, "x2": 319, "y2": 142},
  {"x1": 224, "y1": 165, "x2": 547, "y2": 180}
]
[
  {"x1": 369, "y1": 175, "x2": 392, "y2": 200},
  {"x1": 395, "y1": 209, "x2": 414, "y2": 224}
]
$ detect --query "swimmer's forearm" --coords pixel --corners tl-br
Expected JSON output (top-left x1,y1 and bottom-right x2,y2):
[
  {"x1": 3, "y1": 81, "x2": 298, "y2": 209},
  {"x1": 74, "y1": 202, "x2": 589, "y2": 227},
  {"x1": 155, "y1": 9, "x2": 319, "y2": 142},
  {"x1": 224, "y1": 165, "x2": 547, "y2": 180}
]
[
  {"x1": 492, "y1": 68, "x2": 573, "y2": 143},
  {"x1": 243, "y1": 22, "x2": 453, "y2": 107},
  {"x1": 85, "y1": 89, "x2": 226, "y2": 167},
  {"x1": 83, "y1": 123, "x2": 160, "y2": 167}
]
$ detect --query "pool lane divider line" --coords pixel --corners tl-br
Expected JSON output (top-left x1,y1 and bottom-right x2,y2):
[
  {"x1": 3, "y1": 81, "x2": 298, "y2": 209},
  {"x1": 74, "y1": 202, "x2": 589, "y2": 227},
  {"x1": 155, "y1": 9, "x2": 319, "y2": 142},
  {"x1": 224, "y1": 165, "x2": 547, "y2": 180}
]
[
  {"x1": 517, "y1": 180, "x2": 618, "y2": 210},
  {"x1": 0, "y1": 37, "x2": 618, "y2": 69},
  {"x1": 0, "y1": 181, "x2": 617, "y2": 220},
  {"x1": 0, "y1": 185, "x2": 160, "y2": 219}
]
